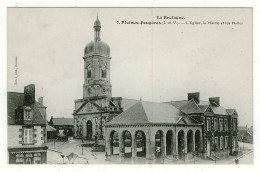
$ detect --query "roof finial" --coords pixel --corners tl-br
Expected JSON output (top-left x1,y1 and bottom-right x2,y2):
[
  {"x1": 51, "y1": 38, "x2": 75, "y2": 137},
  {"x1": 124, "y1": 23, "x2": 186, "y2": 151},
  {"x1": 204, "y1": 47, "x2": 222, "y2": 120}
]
[
  {"x1": 140, "y1": 97, "x2": 142, "y2": 101},
  {"x1": 97, "y1": 12, "x2": 98, "y2": 19}
]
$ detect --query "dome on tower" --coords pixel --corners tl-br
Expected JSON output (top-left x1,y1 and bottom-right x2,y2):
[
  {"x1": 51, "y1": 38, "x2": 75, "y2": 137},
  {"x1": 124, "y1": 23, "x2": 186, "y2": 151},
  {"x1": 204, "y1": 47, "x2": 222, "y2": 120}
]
[
  {"x1": 84, "y1": 16, "x2": 110, "y2": 57},
  {"x1": 84, "y1": 41, "x2": 110, "y2": 57}
]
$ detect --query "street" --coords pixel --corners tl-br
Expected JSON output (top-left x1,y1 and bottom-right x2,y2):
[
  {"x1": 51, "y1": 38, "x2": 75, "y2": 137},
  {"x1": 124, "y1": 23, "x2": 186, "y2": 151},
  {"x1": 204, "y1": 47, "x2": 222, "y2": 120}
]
[{"x1": 45, "y1": 139, "x2": 254, "y2": 164}]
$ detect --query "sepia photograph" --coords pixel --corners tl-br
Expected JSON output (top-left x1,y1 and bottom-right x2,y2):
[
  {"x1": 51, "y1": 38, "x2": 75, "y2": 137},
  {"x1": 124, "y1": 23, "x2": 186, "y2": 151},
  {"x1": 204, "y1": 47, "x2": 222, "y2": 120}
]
[{"x1": 6, "y1": 8, "x2": 253, "y2": 165}]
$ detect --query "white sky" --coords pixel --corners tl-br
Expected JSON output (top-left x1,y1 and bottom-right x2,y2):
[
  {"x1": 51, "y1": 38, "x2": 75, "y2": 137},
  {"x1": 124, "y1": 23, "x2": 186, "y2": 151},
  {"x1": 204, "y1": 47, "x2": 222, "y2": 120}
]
[{"x1": 7, "y1": 8, "x2": 253, "y2": 126}]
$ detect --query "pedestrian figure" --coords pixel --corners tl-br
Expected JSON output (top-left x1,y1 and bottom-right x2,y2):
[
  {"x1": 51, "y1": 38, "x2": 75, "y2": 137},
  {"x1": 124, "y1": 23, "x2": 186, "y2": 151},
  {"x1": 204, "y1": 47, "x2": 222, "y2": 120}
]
[
  {"x1": 156, "y1": 146, "x2": 160, "y2": 158},
  {"x1": 235, "y1": 158, "x2": 239, "y2": 165}
]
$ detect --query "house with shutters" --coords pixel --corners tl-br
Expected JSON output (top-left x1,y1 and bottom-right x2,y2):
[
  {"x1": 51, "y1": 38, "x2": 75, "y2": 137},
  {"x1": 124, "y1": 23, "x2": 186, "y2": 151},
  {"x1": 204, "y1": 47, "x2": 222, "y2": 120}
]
[{"x1": 7, "y1": 84, "x2": 48, "y2": 164}]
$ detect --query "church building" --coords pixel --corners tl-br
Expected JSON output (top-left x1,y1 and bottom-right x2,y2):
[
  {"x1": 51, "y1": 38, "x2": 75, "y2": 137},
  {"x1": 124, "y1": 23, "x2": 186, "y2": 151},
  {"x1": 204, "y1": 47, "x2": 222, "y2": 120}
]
[
  {"x1": 73, "y1": 17, "x2": 139, "y2": 142},
  {"x1": 73, "y1": 17, "x2": 238, "y2": 162}
]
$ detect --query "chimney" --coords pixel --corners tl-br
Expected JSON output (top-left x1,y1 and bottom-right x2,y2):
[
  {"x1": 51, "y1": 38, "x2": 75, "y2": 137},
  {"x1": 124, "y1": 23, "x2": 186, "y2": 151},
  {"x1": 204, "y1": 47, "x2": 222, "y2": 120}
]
[
  {"x1": 188, "y1": 92, "x2": 200, "y2": 104},
  {"x1": 24, "y1": 84, "x2": 35, "y2": 106},
  {"x1": 38, "y1": 97, "x2": 43, "y2": 106},
  {"x1": 209, "y1": 97, "x2": 220, "y2": 107}
]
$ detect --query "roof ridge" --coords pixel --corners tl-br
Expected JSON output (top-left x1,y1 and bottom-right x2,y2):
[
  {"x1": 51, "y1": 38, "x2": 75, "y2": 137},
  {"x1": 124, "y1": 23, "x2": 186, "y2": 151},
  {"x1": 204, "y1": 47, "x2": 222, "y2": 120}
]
[
  {"x1": 139, "y1": 101, "x2": 150, "y2": 122},
  {"x1": 53, "y1": 117, "x2": 73, "y2": 119},
  {"x1": 170, "y1": 100, "x2": 187, "y2": 102},
  {"x1": 121, "y1": 97, "x2": 139, "y2": 101},
  {"x1": 7, "y1": 92, "x2": 24, "y2": 94},
  {"x1": 190, "y1": 99, "x2": 203, "y2": 113}
]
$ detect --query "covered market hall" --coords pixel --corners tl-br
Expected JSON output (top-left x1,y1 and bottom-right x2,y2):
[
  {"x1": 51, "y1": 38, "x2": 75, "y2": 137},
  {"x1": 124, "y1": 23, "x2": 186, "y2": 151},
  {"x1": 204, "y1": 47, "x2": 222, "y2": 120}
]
[{"x1": 105, "y1": 101, "x2": 203, "y2": 162}]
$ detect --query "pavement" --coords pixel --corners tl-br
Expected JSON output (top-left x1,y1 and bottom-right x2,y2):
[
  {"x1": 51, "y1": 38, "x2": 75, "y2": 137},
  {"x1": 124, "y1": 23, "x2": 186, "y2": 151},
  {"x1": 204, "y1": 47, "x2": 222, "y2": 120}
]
[
  {"x1": 45, "y1": 138, "x2": 108, "y2": 164},
  {"x1": 45, "y1": 139, "x2": 253, "y2": 165}
]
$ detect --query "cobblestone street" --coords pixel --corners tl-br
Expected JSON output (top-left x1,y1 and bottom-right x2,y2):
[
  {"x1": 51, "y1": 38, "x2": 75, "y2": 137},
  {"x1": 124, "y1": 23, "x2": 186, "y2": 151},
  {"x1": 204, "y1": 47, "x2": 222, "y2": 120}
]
[{"x1": 45, "y1": 139, "x2": 253, "y2": 165}]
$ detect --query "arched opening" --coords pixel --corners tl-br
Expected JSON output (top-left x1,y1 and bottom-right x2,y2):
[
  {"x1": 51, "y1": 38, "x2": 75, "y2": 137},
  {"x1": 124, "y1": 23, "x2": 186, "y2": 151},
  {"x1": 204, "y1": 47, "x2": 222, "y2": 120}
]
[
  {"x1": 195, "y1": 130, "x2": 201, "y2": 154},
  {"x1": 110, "y1": 131, "x2": 119, "y2": 155},
  {"x1": 122, "y1": 130, "x2": 132, "y2": 158},
  {"x1": 166, "y1": 130, "x2": 173, "y2": 155},
  {"x1": 155, "y1": 130, "x2": 164, "y2": 158},
  {"x1": 86, "y1": 120, "x2": 92, "y2": 139},
  {"x1": 178, "y1": 130, "x2": 185, "y2": 156},
  {"x1": 187, "y1": 130, "x2": 193, "y2": 152},
  {"x1": 135, "y1": 130, "x2": 146, "y2": 157}
]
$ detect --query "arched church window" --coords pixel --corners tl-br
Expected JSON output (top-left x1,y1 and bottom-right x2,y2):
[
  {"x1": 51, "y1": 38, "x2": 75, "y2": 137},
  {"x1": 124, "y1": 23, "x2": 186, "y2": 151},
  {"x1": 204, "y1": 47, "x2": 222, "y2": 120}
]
[
  {"x1": 102, "y1": 69, "x2": 107, "y2": 78},
  {"x1": 101, "y1": 64, "x2": 107, "y2": 78},
  {"x1": 87, "y1": 66, "x2": 92, "y2": 78}
]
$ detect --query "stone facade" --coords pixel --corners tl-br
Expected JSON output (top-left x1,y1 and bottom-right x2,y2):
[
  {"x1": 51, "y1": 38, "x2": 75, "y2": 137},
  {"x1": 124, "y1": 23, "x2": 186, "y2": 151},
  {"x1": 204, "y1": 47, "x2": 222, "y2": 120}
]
[
  {"x1": 105, "y1": 124, "x2": 203, "y2": 162},
  {"x1": 7, "y1": 84, "x2": 48, "y2": 164},
  {"x1": 73, "y1": 17, "x2": 124, "y2": 140}
]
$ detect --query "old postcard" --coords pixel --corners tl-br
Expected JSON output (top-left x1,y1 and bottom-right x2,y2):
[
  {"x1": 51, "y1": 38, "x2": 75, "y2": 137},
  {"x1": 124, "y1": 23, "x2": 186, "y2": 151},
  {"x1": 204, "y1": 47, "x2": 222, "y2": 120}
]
[{"x1": 7, "y1": 8, "x2": 253, "y2": 165}]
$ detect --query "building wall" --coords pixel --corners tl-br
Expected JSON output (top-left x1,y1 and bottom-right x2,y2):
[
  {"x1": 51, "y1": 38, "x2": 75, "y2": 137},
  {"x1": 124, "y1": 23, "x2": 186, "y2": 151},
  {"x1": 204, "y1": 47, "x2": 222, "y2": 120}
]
[
  {"x1": 8, "y1": 125, "x2": 21, "y2": 147},
  {"x1": 202, "y1": 114, "x2": 238, "y2": 157},
  {"x1": 8, "y1": 125, "x2": 44, "y2": 147},
  {"x1": 35, "y1": 125, "x2": 44, "y2": 146}
]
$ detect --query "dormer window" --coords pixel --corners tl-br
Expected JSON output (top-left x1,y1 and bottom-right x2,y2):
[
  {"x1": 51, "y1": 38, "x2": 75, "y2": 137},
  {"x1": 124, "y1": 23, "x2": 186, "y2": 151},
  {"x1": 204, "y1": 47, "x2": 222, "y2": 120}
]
[{"x1": 24, "y1": 107, "x2": 32, "y2": 120}]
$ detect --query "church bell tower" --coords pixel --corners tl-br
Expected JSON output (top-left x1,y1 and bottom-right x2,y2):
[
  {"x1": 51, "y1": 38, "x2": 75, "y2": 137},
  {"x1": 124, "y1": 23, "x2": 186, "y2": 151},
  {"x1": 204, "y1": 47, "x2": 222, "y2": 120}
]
[{"x1": 83, "y1": 16, "x2": 112, "y2": 99}]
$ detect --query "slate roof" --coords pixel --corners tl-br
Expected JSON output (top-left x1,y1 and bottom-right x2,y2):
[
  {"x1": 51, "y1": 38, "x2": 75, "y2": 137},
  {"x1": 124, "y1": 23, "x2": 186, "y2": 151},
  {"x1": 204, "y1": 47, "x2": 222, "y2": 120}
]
[
  {"x1": 46, "y1": 125, "x2": 57, "y2": 131},
  {"x1": 52, "y1": 118, "x2": 74, "y2": 126},
  {"x1": 168, "y1": 100, "x2": 188, "y2": 108},
  {"x1": 121, "y1": 98, "x2": 139, "y2": 111},
  {"x1": 7, "y1": 92, "x2": 46, "y2": 125},
  {"x1": 107, "y1": 101, "x2": 199, "y2": 126},
  {"x1": 178, "y1": 99, "x2": 202, "y2": 114},
  {"x1": 226, "y1": 109, "x2": 235, "y2": 115},
  {"x1": 198, "y1": 105, "x2": 209, "y2": 112},
  {"x1": 169, "y1": 99, "x2": 234, "y2": 116},
  {"x1": 211, "y1": 105, "x2": 228, "y2": 115}
]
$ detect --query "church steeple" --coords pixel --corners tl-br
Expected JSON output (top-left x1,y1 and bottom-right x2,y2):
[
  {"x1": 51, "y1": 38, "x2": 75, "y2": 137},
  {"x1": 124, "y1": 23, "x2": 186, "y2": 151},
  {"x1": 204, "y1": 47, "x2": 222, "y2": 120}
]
[
  {"x1": 94, "y1": 15, "x2": 101, "y2": 41},
  {"x1": 83, "y1": 16, "x2": 112, "y2": 99}
]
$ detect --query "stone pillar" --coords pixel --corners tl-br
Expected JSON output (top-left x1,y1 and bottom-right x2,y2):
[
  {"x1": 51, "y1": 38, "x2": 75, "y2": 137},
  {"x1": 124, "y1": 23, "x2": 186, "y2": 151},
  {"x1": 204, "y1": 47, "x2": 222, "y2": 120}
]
[
  {"x1": 184, "y1": 131, "x2": 187, "y2": 153},
  {"x1": 162, "y1": 133, "x2": 166, "y2": 157},
  {"x1": 119, "y1": 132, "x2": 124, "y2": 162},
  {"x1": 148, "y1": 132, "x2": 156, "y2": 161},
  {"x1": 183, "y1": 131, "x2": 187, "y2": 161},
  {"x1": 173, "y1": 130, "x2": 178, "y2": 159},
  {"x1": 82, "y1": 121, "x2": 87, "y2": 138},
  {"x1": 200, "y1": 131, "x2": 203, "y2": 157},
  {"x1": 161, "y1": 133, "x2": 166, "y2": 164},
  {"x1": 132, "y1": 134, "x2": 137, "y2": 162},
  {"x1": 146, "y1": 136, "x2": 150, "y2": 159},
  {"x1": 92, "y1": 118, "x2": 95, "y2": 139},
  {"x1": 105, "y1": 132, "x2": 111, "y2": 161},
  {"x1": 170, "y1": 131, "x2": 174, "y2": 156},
  {"x1": 105, "y1": 132, "x2": 111, "y2": 155}
]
